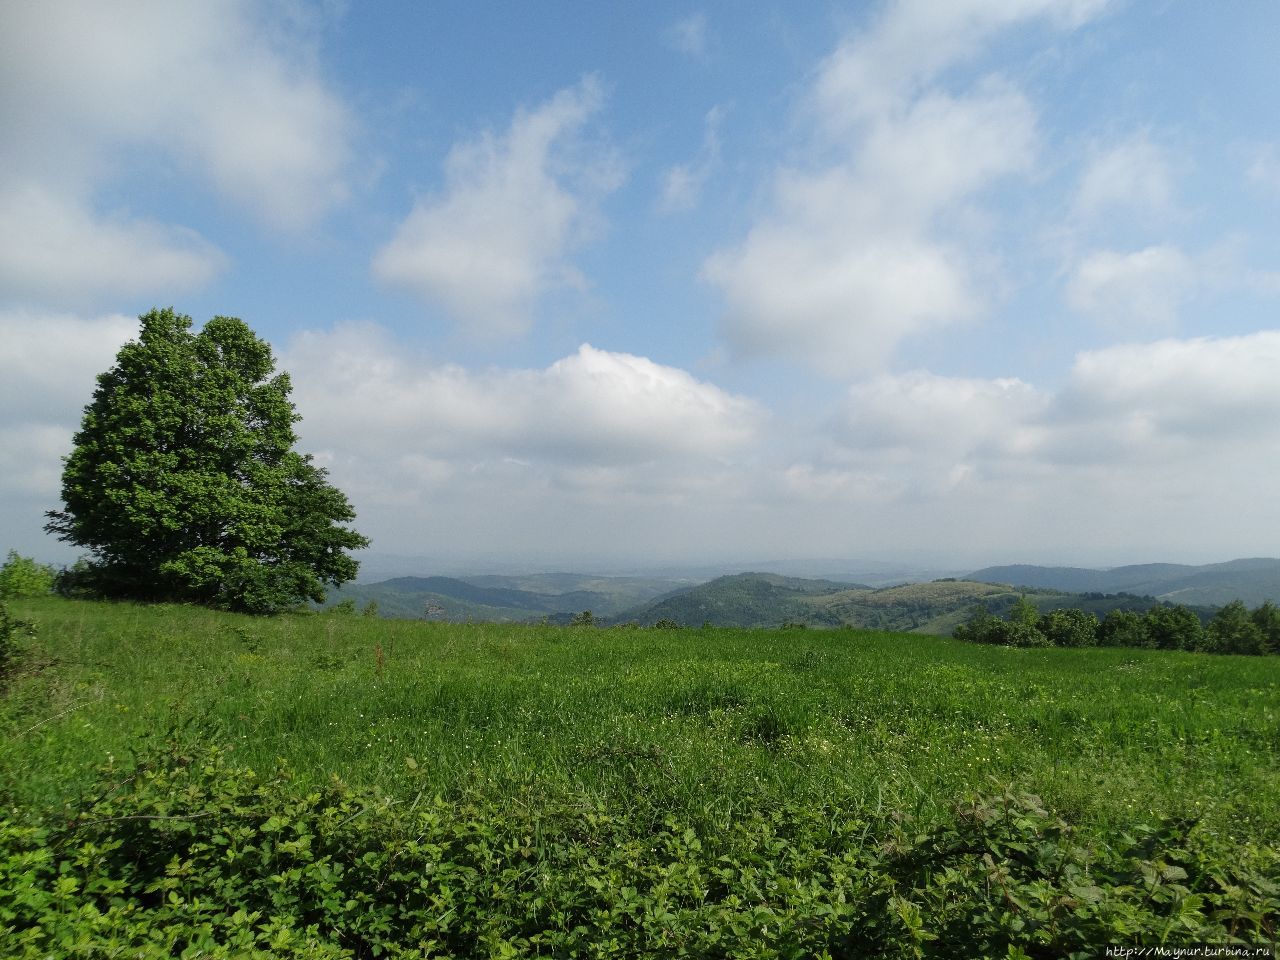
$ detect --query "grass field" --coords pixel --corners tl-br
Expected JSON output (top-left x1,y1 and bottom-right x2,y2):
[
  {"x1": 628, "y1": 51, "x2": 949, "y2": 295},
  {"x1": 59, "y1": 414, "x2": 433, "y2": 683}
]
[
  {"x1": 5, "y1": 597, "x2": 1277, "y2": 836},
  {"x1": 2, "y1": 597, "x2": 1278, "y2": 956}
]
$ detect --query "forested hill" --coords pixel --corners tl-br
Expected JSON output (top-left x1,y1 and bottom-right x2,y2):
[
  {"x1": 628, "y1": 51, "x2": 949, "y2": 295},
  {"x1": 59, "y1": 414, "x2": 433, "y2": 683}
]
[
  {"x1": 324, "y1": 562, "x2": 1270, "y2": 628},
  {"x1": 611, "y1": 574, "x2": 1185, "y2": 633},
  {"x1": 965, "y1": 558, "x2": 1280, "y2": 607},
  {"x1": 324, "y1": 573, "x2": 691, "y2": 622}
]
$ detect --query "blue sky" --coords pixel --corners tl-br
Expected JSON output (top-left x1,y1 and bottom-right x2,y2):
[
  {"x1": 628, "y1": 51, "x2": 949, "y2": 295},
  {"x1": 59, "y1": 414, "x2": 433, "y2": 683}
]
[{"x1": 3, "y1": 0, "x2": 1280, "y2": 573}]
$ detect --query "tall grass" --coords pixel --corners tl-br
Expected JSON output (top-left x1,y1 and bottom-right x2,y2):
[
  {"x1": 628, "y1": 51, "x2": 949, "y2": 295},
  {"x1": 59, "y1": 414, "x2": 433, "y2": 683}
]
[{"x1": 3, "y1": 597, "x2": 1276, "y2": 850}]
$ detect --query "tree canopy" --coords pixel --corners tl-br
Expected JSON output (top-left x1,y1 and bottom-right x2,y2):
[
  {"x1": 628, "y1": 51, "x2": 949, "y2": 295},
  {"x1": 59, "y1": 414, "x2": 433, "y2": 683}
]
[{"x1": 46, "y1": 308, "x2": 369, "y2": 613}]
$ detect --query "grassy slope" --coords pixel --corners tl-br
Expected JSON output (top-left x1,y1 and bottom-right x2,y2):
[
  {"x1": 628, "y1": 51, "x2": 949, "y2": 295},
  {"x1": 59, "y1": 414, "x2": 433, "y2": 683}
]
[{"x1": 3, "y1": 597, "x2": 1277, "y2": 851}]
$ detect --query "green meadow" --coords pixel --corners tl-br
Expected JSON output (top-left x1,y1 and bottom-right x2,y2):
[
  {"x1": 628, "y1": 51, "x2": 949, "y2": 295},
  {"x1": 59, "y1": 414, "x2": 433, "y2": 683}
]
[{"x1": 2, "y1": 597, "x2": 1278, "y2": 957}]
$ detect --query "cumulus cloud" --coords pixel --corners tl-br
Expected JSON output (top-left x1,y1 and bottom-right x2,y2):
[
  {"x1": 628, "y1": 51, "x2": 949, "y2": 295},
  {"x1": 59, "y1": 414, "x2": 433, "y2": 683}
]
[
  {"x1": 0, "y1": 0, "x2": 354, "y2": 304},
  {"x1": 0, "y1": 310, "x2": 139, "y2": 420},
  {"x1": 811, "y1": 0, "x2": 1110, "y2": 129},
  {"x1": 0, "y1": 185, "x2": 226, "y2": 307},
  {"x1": 705, "y1": 0, "x2": 1103, "y2": 375},
  {"x1": 373, "y1": 77, "x2": 622, "y2": 337},
  {"x1": 284, "y1": 324, "x2": 759, "y2": 470},
  {"x1": 0, "y1": 310, "x2": 140, "y2": 555},
  {"x1": 1053, "y1": 331, "x2": 1280, "y2": 449},
  {"x1": 704, "y1": 82, "x2": 1036, "y2": 375},
  {"x1": 774, "y1": 330, "x2": 1280, "y2": 560},
  {"x1": 811, "y1": 331, "x2": 1280, "y2": 488},
  {"x1": 275, "y1": 325, "x2": 764, "y2": 560},
  {"x1": 836, "y1": 371, "x2": 1046, "y2": 458},
  {"x1": 1066, "y1": 245, "x2": 1194, "y2": 331}
]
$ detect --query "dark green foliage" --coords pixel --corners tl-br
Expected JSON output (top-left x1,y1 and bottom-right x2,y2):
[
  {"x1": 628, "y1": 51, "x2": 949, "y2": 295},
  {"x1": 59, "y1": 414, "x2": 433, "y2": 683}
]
[
  {"x1": 954, "y1": 603, "x2": 1050, "y2": 647},
  {"x1": 1144, "y1": 605, "x2": 1205, "y2": 651},
  {"x1": 959, "y1": 598, "x2": 1280, "y2": 658},
  {"x1": 2, "y1": 741, "x2": 1275, "y2": 958},
  {"x1": 1099, "y1": 609, "x2": 1148, "y2": 647},
  {"x1": 624, "y1": 572, "x2": 852, "y2": 628},
  {"x1": 1037, "y1": 608, "x2": 1099, "y2": 647},
  {"x1": 569, "y1": 609, "x2": 598, "y2": 626},
  {"x1": 1208, "y1": 600, "x2": 1267, "y2": 655},
  {"x1": 0, "y1": 552, "x2": 55, "y2": 600},
  {"x1": 1253, "y1": 601, "x2": 1280, "y2": 655},
  {"x1": 45, "y1": 308, "x2": 368, "y2": 614}
]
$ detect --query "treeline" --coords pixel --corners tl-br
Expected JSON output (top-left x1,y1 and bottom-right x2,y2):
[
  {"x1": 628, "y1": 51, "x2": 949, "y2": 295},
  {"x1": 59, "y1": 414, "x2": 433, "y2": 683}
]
[{"x1": 955, "y1": 597, "x2": 1279, "y2": 655}]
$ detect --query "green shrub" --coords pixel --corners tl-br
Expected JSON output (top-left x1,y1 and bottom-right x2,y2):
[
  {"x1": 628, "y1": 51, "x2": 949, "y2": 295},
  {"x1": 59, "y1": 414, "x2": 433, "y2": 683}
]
[
  {"x1": 1207, "y1": 600, "x2": 1267, "y2": 655},
  {"x1": 1144, "y1": 605, "x2": 1205, "y2": 651},
  {"x1": 3, "y1": 740, "x2": 1275, "y2": 958},
  {"x1": 1099, "y1": 609, "x2": 1148, "y2": 647},
  {"x1": 0, "y1": 552, "x2": 55, "y2": 600},
  {"x1": 1037, "y1": 608, "x2": 1099, "y2": 647},
  {"x1": 954, "y1": 606, "x2": 1048, "y2": 647}
]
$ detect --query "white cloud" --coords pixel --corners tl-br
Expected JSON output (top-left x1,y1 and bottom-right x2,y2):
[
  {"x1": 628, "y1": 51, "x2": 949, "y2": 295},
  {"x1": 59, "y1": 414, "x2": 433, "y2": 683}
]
[
  {"x1": 812, "y1": 0, "x2": 1110, "y2": 129},
  {"x1": 0, "y1": 310, "x2": 139, "y2": 420},
  {"x1": 0, "y1": 185, "x2": 225, "y2": 307},
  {"x1": 660, "y1": 106, "x2": 723, "y2": 214},
  {"x1": 284, "y1": 324, "x2": 759, "y2": 469},
  {"x1": 0, "y1": 424, "x2": 73, "y2": 499},
  {"x1": 1072, "y1": 135, "x2": 1176, "y2": 223},
  {"x1": 0, "y1": 0, "x2": 354, "y2": 304},
  {"x1": 373, "y1": 77, "x2": 622, "y2": 337},
  {"x1": 705, "y1": 0, "x2": 1104, "y2": 375},
  {"x1": 276, "y1": 325, "x2": 765, "y2": 560},
  {"x1": 773, "y1": 330, "x2": 1280, "y2": 561},
  {"x1": 1066, "y1": 245, "x2": 1194, "y2": 331},
  {"x1": 1053, "y1": 331, "x2": 1280, "y2": 449},
  {"x1": 837, "y1": 370, "x2": 1045, "y2": 458},
  {"x1": 0, "y1": 310, "x2": 140, "y2": 556},
  {"x1": 814, "y1": 331, "x2": 1280, "y2": 484},
  {"x1": 704, "y1": 83, "x2": 1035, "y2": 375}
]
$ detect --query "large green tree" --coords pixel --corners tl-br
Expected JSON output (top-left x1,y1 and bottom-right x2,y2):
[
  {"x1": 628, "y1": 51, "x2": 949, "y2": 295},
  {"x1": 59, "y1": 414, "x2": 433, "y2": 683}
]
[{"x1": 46, "y1": 308, "x2": 369, "y2": 613}]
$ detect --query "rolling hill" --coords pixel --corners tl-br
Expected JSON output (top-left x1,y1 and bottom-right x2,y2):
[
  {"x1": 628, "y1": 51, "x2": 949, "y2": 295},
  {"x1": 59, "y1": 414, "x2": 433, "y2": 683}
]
[
  {"x1": 966, "y1": 558, "x2": 1280, "y2": 607},
  {"x1": 323, "y1": 573, "x2": 691, "y2": 622},
  {"x1": 610, "y1": 574, "x2": 1175, "y2": 633},
  {"x1": 325, "y1": 559, "x2": 1272, "y2": 629}
]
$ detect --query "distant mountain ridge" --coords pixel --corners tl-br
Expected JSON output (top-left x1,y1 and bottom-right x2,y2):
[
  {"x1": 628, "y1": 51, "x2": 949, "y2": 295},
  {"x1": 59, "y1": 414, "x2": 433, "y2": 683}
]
[
  {"x1": 609, "y1": 574, "x2": 1188, "y2": 633},
  {"x1": 325, "y1": 572, "x2": 692, "y2": 622},
  {"x1": 327, "y1": 559, "x2": 1276, "y2": 627},
  {"x1": 965, "y1": 558, "x2": 1280, "y2": 607}
]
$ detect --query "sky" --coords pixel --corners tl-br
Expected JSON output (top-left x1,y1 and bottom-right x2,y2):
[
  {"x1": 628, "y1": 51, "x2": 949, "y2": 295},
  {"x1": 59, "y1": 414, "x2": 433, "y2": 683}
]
[{"x1": 3, "y1": 0, "x2": 1280, "y2": 574}]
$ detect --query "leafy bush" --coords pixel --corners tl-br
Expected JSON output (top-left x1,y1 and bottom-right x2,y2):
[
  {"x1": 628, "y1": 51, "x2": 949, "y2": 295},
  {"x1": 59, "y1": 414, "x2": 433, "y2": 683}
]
[
  {"x1": 0, "y1": 552, "x2": 55, "y2": 600},
  {"x1": 2, "y1": 740, "x2": 1275, "y2": 958},
  {"x1": 1099, "y1": 609, "x2": 1147, "y2": 647},
  {"x1": 959, "y1": 600, "x2": 1280, "y2": 657},
  {"x1": 1144, "y1": 605, "x2": 1205, "y2": 651},
  {"x1": 1208, "y1": 601, "x2": 1267, "y2": 655},
  {"x1": 954, "y1": 606, "x2": 1049, "y2": 647},
  {"x1": 1037, "y1": 608, "x2": 1099, "y2": 647}
]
